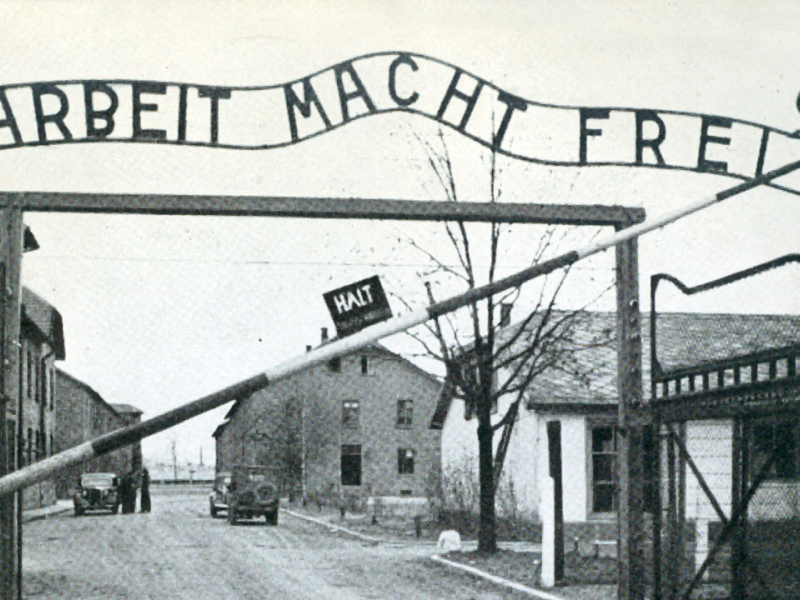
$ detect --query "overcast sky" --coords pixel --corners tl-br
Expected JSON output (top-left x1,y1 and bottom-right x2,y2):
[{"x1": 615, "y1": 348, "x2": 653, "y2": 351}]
[{"x1": 5, "y1": 0, "x2": 800, "y2": 465}]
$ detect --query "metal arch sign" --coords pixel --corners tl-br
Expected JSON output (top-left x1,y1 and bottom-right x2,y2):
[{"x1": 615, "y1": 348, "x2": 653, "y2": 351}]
[{"x1": 0, "y1": 51, "x2": 799, "y2": 194}]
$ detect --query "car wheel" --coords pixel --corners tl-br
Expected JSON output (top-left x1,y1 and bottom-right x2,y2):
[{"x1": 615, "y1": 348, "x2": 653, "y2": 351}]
[
  {"x1": 112, "y1": 503, "x2": 119, "y2": 514},
  {"x1": 210, "y1": 502, "x2": 217, "y2": 518},
  {"x1": 228, "y1": 504, "x2": 238, "y2": 525},
  {"x1": 74, "y1": 507, "x2": 84, "y2": 517},
  {"x1": 266, "y1": 511, "x2": 278, "y2": 526}
]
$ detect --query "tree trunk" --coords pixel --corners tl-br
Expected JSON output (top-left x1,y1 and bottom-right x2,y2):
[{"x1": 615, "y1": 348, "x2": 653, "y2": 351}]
[{"x1": 477, "y1": 413, "x2": 497, "y2": 552}]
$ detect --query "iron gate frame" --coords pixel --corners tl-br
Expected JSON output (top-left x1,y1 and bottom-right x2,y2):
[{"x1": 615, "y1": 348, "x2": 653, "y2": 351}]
[{"x1": 650, "y1": 255, "x2": 800, "y2": 600}]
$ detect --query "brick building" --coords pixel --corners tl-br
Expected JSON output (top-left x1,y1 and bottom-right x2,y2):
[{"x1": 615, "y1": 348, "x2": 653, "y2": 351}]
[
  {"x1": 214, "y1": 334, "x2": 442, "y2": 503},
  {"x1": 53, "y1": 370, "x2": 139, "y2": 498},
  {"x1": 17, "y1": 288, "x2": 65, "y2": 510}
]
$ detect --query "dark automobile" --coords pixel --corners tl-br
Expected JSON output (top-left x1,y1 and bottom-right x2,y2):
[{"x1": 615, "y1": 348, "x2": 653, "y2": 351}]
[
  {"x1": 73, "y1": 473, "x2": 120, "y2": 516},
  {"x1": 227, "y1": 465, "x2": 280, "y2": 525},
  {"x1": 209, "y1": 471, "x2": 231, "y2": 517}
]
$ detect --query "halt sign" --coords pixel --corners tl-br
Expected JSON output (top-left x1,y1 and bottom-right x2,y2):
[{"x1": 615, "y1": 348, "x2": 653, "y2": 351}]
[{"x1": 323, "y1": 275, "x2": 392, "y2": 338}]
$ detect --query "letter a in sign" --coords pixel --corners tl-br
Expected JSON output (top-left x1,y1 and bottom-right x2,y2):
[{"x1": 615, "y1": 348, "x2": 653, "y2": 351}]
[{"x1": 323, "y1": 275, "x2": 392, "y2": 338}]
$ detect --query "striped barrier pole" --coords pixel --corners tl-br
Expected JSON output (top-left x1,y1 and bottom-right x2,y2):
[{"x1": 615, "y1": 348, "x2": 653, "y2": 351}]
[{"x1": 2, "y1": 158, "x2": 799, "y2": 498}]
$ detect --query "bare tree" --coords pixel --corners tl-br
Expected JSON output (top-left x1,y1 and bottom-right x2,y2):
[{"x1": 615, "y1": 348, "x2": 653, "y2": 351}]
[{"x1": 397, "y1": 131, "x2": 613, "y2": 552}]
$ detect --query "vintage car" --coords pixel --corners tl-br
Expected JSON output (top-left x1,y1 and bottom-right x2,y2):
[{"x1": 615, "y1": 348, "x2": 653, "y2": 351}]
[
  {"x1": 72, "y1": 473, "x2": 120, "y2": 516},
  {"x1": 227, "y1": 465, "x2": 280, "y2": 525},
  {"x1": 209, "y1": 471, "x2": 231, "y2": 517}
]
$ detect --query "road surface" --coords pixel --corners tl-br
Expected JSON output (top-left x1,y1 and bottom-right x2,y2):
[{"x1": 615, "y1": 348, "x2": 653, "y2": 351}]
[{"x1": 23, "y1": 486, "x2": 531, "y2": 599}]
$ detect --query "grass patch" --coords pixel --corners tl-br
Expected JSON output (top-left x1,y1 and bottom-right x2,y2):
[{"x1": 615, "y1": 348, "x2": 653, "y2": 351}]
[{"x1": 443, "y1": 549, "x2": 618, "y2": 586}]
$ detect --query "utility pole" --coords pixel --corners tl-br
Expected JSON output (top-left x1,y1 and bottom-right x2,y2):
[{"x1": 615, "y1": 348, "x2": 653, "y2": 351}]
[
  {"x1": 171, "y1": 440, "x2": 177, "y2": 483},
  {"x1": 616, "y1": 233, "x2": 647, "y2": 600}
]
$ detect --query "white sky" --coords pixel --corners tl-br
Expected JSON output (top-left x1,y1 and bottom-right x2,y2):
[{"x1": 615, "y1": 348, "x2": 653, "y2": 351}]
[{"x1": 4, "y1": 0, "x2": 800, "y2": 464}]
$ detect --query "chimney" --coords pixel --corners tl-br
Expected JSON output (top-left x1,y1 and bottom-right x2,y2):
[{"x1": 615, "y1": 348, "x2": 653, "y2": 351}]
[
  {"x1": 306, "y1": 345, "x2": 312, "y2": 353},
  {"x1": 321, "y1": 327, "x2": 328, "y2": 342},
  {"x1": 500, "y1": 303, "x2": 512, "y2": 327}
]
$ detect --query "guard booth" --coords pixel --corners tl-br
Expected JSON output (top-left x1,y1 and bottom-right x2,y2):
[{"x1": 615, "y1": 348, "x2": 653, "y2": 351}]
[{"x1": 650, "y1": 255, "x2": 800, "y2": 600}]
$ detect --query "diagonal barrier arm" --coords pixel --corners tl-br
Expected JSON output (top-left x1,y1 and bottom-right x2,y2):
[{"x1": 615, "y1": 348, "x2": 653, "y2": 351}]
[{"x1": 2, "y1": 158, "x2": 800, "y2": 499}]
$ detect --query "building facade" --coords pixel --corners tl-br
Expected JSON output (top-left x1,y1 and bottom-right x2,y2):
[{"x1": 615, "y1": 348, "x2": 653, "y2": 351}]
[
  {"x1": 214, "y1": 337, "x2": 442, "y2": 503},
  {"x1": 17, "y1": 288, "x2": 65, "y2": 510},
  {"x1": 433, "y1": 311, "x2": 800, "y2": 547},
  {"x1": 53, "y1": 370, "x2": 139, "y2": 498}
]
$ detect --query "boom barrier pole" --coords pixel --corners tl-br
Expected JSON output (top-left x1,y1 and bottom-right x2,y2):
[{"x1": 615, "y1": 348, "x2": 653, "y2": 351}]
[{"x1": 2, "y1": 158, "x2": 800, "y2": 498}]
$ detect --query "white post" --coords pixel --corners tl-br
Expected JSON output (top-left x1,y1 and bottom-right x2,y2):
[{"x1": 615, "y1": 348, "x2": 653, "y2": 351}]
[
  {"x1": 540, "y1": 476, "x2": 556, "y2": 588},
  {"x1": 695, "y1": 518, "x2": 709, "y2": 580}
]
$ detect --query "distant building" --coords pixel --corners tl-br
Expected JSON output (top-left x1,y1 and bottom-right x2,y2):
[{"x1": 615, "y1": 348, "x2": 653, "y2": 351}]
[
  {"x1": 17, "y1": 288, "x2": 65, "y2": 510},
  {"x1": 214, "y1": 332, "x2": 442, "y2": 503},
  {"x1": 148, "y1": 462, "x2": 215, "y2": 484},
  {"x1": 53, "y1": 370, "x2": 138, "y2": 498}
]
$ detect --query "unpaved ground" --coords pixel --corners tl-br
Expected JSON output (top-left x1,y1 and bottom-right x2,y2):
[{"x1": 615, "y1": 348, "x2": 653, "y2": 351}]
[{"x1": 22, "y1": 487, "x2": 533, "y2": 599}]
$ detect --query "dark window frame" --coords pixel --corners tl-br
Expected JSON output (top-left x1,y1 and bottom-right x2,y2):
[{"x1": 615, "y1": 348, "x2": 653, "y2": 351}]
[
  {"x1": 397, "y1": 447, "x2": 415, "y2": 475},
  {"x1": 590, "y1": 423, "x2": 618, "y2": 515},
  {"x1": 341, "y1": 444, "x2": 362, "y2": 487},
  {"x1": 396, "y1": 399, "x2": 413, "y2": 428},
  {"x1": 342, "y1": 400, "x2": 360, "y2": 429}
]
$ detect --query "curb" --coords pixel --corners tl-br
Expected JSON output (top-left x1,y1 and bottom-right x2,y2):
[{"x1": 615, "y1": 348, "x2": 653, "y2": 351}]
[
  {"x1": 22, "y1": 503, "x2": 72, "y2": 524},
  {"x1": 283, "y1": 508, "x2": 564, "y2": 599},
  {"x1": 282, "y1": 508, "x2": 385, "y2": 543},
  {"x1": 430, "y1": 554, "x2": 568, "y2": 600}
]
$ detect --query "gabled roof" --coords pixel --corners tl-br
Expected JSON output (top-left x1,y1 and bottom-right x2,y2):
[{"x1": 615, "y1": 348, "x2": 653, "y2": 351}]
[
  {"x1": 222, "y1": 342, "x2": 441, "y2": 421},
  {"x1": 652, "y1": 312, "x2": 800, "y2": 374},
  {"x1": 21, "y1": 287, "x2": 65, "y2": 359},
  {"x1": 56, "y1": 368, "x2": 119, "y2": 417},
  {"x1": 212, "y1": 421, "x2": 229, "y2": 438},
  {"x1": 109, "y1": 403, "x2": 143, "y2": 416},
  {"x1": 430, "y1": 311, "x2": 800, "y2": 428}
]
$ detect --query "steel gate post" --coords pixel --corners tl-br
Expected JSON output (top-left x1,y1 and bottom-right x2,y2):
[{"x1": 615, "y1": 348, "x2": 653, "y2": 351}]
[{"x1": 731, "y1": 417, "x2": 748, "y2": 600}]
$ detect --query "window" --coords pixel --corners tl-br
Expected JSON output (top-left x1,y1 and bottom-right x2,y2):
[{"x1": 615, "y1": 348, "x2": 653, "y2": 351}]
[
  {"x1": 26, "y1": 346, "x2": 32, "y2": 400},
  {"x1": 398, "y1": 448, "x2": 415, "y2": 475},
  {"x1": 588, "y1": 424, "x2": 658, "y2": 515},
  {"x1": 591, "y1": 426, "x2": 617, "y2": 513},
  {"x1": 328, "y1": 357, "x2": 341, "y2": 372},
  {"x1": 33, "y1": 354, "x2": 39, "y2": 404},
  {"x1": 397, "y1": 399, "x2": 413, "y2": 427},
  {"x1": 360, "y1": 355, "x2": 370, "y2": 375},
  {"x1": 751, "y1": 419, "x2": 800, "y2": 481},
  {"x1": 6, "y1": 421, "x2": 15, "y2": 471},
  {"x1": 49, "y1": 368, "x2": 55, "y2": 410},
  {"x1": 341, "y1": 445, "x2": 361, "y2": 486},
  {"x1": 342, "y1": 400, "x2": 359, "y2": 429}
]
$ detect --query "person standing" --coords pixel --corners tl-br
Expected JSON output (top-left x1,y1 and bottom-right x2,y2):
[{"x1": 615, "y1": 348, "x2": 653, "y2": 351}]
[
  {"x1": 140, "y1": 468, "x2": 151, "y2": 513},
  {"x1": 122, "y1": 471, "x2": 137, "y2": 514},
  {"x1": 119, "y1": 472, "x2": 132, "y2": 514}
]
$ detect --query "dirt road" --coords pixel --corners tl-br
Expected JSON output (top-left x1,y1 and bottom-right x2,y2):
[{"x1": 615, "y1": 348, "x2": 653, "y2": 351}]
[{"x1": 23, "y1": 486, "x2": 531, "y2": 599}]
